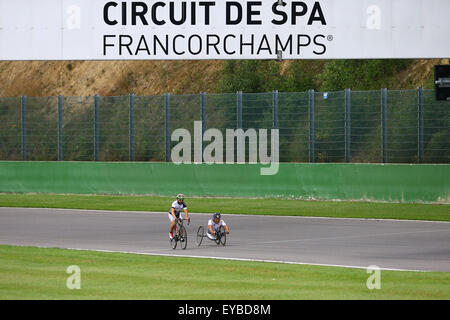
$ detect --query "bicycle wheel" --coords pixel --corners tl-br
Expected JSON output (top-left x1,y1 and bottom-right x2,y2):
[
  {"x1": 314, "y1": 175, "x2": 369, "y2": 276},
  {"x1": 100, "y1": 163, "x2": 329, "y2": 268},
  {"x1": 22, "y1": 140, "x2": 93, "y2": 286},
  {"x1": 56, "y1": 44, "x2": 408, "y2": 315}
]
[
  {"x1": 180, "y1": 226, "x2": 187, "y2": 250},
  {"x1": 219, "y1": 226, "x2": 226, "y2": 246},
  {"x1": 171, "y1": 225, "x2": 178, "y2": 250},
  {"x1": 196, "y1": 226, "x2": 204, "y2": 246},
  {"x1": 170, "y1": 236, "x2": 177, "y2": 249}
]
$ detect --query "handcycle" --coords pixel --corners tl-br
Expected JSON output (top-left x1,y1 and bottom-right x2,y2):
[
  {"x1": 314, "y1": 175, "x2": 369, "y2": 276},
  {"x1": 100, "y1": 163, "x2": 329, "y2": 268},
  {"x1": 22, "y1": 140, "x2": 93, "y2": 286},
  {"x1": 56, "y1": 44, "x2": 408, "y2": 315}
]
[
  {"x1": 196, "y1": 225, "x2": 227, "y2": 246},
  {"x1": 170, "y1": 218, "x2": 190, "y2": 250}
]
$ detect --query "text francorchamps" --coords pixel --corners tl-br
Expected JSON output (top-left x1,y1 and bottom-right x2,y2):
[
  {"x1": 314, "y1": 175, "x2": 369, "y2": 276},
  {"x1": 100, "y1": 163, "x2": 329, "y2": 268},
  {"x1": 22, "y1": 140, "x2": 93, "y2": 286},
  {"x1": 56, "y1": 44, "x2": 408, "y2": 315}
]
[{"x1": 102, "y1": 1, "x2": 329, "y2": 58}]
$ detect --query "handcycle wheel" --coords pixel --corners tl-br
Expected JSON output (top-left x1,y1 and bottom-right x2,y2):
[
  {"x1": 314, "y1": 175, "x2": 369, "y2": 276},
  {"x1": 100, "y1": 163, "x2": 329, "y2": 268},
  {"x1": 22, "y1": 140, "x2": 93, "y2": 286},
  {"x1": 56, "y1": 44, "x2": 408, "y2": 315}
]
[
  {"x1": 196, "y1": 226, "x2": 204, "y2": 246},
  {"x1": 180, "y1": 225, "x2": 187, "y2": 250},
  {"x1": 219, "y1": 226, "x2": 226, "y2": 246},
  {"x1": 214, "y1": 229, "x2": 221, "y2": 245}
]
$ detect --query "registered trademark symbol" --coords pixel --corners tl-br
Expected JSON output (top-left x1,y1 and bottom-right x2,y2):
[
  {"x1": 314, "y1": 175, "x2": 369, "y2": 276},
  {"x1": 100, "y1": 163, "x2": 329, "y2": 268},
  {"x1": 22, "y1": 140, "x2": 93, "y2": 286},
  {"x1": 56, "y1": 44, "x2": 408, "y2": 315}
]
[{"x1": 327, "y1": 35, "x2": 333, "y2": 41}]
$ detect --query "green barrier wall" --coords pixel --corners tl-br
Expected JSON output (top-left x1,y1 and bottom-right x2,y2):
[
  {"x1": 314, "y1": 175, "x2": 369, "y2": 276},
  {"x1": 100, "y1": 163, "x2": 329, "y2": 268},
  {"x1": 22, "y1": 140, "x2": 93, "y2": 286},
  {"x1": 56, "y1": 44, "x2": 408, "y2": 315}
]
[{"x1": 0, "y1": 162, "x2": 449, "y2": 203}]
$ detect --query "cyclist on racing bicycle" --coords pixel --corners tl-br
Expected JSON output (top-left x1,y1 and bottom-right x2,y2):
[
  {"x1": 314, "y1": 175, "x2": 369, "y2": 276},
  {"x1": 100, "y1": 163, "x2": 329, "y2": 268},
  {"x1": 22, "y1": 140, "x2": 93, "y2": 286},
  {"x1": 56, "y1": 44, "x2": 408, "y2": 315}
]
[
  {"x1": 169, "y1": 194, "x2": 190, "y2": 240},
  {"x1": 207, "y1": 212, "x2": 229, "y2": 240}
]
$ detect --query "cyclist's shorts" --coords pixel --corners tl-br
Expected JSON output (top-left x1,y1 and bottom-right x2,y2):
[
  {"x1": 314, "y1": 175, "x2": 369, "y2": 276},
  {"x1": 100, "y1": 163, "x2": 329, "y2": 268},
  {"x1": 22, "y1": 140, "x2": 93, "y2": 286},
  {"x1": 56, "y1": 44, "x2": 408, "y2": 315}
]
[{"x1": 168, "y1": 212, "x2": 180, "y2": 222}]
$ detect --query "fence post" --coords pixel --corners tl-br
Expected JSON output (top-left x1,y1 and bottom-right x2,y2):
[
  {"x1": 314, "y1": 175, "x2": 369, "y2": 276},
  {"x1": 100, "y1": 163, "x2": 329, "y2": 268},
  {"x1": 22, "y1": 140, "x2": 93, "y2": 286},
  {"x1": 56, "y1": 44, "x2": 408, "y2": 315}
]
[
  {"x1": 21, "y1": 96, "x2": 27, "y2": 161},
  {"x1": 57, "y1": 95, "x2": 63, "y2": 161},
  {"x1": 345, "y1": 88, "x2": 351, "y2": 162},
  {"x1": 200, "y1": 92, "x2": 206, "y2": 161},
  {"x1": 381, "y1": 88, "x2": 387, "y2": 163},
  {"x1": 309, "y1": 89, "x2": 315, "y2": 163},
  {"x1": 94, "y1": 94, "x2": 99, "y2": 161},
  {"x1": 418, "y1": 87, "x2": 424, "y2": 163},
  {"x1": 237, "y1": 91, "x2": 243, "y2": 129},
  {"x1": 129, "y1": 93, "x2": 135, "y2": 162},
  {"x1": 273, "y1": 90, "x2": 279, "y2": 129},
  {"x1": 165, "y1": 93, "x2": 170, "y2": 162}
]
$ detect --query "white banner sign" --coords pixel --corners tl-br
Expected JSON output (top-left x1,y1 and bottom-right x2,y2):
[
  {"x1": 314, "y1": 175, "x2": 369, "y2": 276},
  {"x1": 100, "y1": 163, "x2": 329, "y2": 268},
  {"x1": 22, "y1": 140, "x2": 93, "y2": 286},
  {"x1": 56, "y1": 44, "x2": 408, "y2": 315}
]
[{"x1": 0, "y1": 0, "x2": 449, "y2": 60}]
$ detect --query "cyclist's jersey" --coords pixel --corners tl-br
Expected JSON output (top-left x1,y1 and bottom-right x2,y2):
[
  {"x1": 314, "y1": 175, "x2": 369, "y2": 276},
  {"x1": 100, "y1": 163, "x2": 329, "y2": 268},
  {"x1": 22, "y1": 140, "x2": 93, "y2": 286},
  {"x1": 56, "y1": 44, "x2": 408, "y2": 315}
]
[
  {"x1": 169, "y1": 200, "x2": 187, "y2": 217},
  {"x1": 208, "y1": 219, "x2": 226, "y2": 232}
]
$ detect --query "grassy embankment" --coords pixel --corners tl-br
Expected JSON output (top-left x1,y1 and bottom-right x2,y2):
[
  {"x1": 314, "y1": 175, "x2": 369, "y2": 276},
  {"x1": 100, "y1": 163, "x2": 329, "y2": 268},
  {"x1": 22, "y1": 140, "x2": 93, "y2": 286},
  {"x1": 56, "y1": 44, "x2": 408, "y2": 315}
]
[{"x1": 0, "y1": 193, "x2": 449, "y2": 221}]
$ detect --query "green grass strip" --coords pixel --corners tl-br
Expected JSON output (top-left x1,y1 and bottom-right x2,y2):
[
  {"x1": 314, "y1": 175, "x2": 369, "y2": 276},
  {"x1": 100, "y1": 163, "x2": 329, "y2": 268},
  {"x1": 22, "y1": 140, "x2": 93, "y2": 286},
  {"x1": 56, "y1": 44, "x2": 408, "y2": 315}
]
[
  {"x1": 0, "y1": 245, "x2": 449, "y2": 300},
  {"x1": 1, "y1": 193, "x2": 449, "y2": 221}
]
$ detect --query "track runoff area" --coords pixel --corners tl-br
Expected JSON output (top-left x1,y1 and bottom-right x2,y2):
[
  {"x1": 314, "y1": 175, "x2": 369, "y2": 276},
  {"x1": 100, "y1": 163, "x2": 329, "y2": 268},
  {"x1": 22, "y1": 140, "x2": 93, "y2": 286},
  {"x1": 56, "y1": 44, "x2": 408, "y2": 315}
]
[{"x1": 0, "y1": 207, "x2": 449, "y2": 272}]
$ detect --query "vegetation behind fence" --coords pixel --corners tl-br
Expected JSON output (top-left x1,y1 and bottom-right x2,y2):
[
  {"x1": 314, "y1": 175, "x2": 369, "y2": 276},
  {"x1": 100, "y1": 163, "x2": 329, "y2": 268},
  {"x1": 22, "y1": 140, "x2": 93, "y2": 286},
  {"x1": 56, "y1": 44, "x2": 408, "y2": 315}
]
[{"x1": 0, "y1": 89, "x2": 448, "y2": 163}]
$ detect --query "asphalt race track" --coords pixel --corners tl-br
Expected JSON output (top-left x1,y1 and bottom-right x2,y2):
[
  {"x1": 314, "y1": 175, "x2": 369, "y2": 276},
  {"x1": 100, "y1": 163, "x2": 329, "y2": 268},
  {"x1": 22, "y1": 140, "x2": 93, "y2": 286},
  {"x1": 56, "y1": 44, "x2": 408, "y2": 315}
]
[{"x1": 0, "y1": 207, "x2": 449, "y2": 272}]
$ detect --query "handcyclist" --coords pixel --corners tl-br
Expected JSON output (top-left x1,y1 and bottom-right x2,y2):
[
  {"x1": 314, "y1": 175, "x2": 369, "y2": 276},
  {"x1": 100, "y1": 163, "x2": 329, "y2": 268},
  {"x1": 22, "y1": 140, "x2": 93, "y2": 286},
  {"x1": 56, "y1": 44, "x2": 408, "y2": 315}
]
[
  {"x1": 207, "y1": 212, "x2": 229, "y2": 240},
  {"x1": 169, "y1": 194, "x2": 190, "y2": 240}
]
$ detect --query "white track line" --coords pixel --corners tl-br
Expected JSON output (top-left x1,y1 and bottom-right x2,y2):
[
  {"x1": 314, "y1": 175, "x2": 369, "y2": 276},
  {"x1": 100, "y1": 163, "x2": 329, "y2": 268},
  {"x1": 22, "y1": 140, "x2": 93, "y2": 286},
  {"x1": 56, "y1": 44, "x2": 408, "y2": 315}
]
[
  {"x1": 60, "y1": 246, "x2": 428, "y2": 272},
  {"x1": 0, "y1": 243, "x2": 434, "y2": 272}
]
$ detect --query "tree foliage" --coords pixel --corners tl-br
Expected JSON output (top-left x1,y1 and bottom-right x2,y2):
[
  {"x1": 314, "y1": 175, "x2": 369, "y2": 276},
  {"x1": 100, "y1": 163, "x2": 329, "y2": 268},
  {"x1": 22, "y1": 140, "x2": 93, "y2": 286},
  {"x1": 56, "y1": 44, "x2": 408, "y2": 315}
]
[
  {"x1": 320, "y1": 59, "x2": 411, "y2": 91},
  {"x1": 216, "y1": 60, "x2": 316, "y2": 93}
]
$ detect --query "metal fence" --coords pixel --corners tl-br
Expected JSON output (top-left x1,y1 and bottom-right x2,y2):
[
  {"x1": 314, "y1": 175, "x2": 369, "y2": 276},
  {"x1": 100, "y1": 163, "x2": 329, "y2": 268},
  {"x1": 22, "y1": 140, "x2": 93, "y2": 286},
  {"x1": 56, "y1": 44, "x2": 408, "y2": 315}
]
[{"x1": 0, "y1": 89, "x2": 448, "y2": 163}]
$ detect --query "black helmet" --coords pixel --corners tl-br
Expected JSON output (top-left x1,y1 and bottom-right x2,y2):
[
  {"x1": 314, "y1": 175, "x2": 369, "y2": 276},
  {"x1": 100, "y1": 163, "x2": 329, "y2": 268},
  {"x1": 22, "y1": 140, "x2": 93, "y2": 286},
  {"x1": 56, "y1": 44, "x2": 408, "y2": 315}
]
[{"x1": 213, "y1": 213, "x2": 221, "y2": 220}]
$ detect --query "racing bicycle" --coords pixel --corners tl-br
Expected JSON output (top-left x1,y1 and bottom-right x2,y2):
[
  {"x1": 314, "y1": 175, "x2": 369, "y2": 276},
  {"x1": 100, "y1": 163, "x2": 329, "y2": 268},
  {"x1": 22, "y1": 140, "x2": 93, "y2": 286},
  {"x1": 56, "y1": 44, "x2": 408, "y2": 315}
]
[{"x1": 171, "y1": 218, "x2": 189, "y2": 250}]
